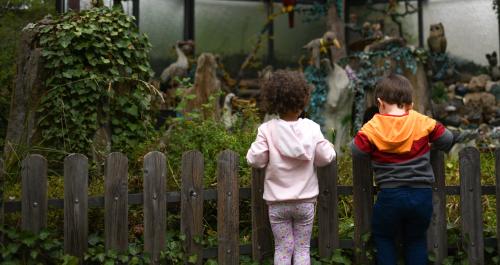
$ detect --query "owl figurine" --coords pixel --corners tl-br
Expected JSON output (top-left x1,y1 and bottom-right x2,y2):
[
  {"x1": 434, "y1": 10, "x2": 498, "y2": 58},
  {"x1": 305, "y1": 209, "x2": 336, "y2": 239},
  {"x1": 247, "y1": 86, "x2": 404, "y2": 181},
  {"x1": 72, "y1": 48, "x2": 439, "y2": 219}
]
[{"x1": 427, "y1": 23, "x2": 447, "y2": 53}]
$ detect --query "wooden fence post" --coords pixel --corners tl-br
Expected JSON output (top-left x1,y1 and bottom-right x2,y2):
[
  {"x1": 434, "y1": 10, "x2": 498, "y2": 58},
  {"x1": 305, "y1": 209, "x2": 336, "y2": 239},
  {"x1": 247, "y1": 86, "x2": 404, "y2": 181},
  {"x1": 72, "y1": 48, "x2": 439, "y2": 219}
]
[
  {"x1": 251, "y1": 167, "x2": 272, "y2": 263},
  {"x1": 143, "y1": 151, "x2": 167, "y2": 265},
  {"x1": 459, "y1": 147, "x2": 484, "y2": 265},
  {"x1": 181, "y1": 150, "x2": 204, "y2": 265},
  {"x1": 353, "y1": 154, "x2": 373, "y2": 264},
  {"x1": 428, "y1": 149, "x2": 447, "y2": 263},
  {"x1": 64, "y1": 153, "x2": 88, "y2": 261},
  {"x1": 318, "y1": 159, "x2": 339, "y2": 258},
  {"x1": 104, "y1": 152, "x2": 128, "y2": 253},
  {"x1": 0, "y1": 159, "x2": 3, "y2": 242},
  {"x1": 21, "y1": 154, "x2": 47, "y2": 234},
  {"x1": 496, "y1": 148, "x2": 500, "y2": 259},
  {"x1": 217, "y1": 150, "x2": 239, "y2": 265}
]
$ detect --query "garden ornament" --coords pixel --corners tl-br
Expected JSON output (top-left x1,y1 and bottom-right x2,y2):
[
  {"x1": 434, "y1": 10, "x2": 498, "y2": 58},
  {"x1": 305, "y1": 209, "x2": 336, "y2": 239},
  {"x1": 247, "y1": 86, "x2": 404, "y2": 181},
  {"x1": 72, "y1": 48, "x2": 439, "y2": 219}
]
[
  {"x1": 182, "y1": 53, "x2": 221, "y2": 120},
  {"x1": 303, "y1": 31, "x2": 341, "y2": 68},
  {"x1": 160, "y1": 41, "x2": 189, "y2": 89},
  {"x1": 322, "y1": 59, "x2": 353, "y2": 156},
  {"x1": 486, "y1": 51, "x2": 500, "y2": 81},
  {"x1": 427, "y1": 23, "x2": 447, "y2": 54}
]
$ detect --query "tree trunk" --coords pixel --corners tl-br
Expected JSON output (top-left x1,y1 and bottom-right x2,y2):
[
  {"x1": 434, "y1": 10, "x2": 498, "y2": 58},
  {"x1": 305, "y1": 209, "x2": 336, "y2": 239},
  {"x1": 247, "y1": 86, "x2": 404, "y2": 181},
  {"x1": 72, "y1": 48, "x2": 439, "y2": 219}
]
[{"x1": 3, "y1": 28, "x2": 45, "y2": 168}]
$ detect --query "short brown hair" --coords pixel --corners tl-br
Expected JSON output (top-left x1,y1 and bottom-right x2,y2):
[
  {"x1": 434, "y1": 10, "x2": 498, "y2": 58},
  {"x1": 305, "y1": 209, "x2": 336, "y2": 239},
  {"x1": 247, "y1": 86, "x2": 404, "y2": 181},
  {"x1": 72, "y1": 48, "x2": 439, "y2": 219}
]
[
  {"x1": 260, "y1": 69, "x2": 311, "y2": 115},
  {"x1": 374, "y1": 74, "x2": 413, "y2": 108}
]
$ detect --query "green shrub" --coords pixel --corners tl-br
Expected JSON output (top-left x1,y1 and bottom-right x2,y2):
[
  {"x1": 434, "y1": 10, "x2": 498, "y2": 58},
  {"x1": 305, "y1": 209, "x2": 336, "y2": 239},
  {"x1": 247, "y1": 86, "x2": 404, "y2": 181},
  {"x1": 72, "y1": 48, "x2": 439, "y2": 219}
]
[
  {"x1": 35, "y1": 6, "x2": 155, "y2": 164},
  {"x1": 149, "y1": 90, "x2": 260, "y2": 189}
]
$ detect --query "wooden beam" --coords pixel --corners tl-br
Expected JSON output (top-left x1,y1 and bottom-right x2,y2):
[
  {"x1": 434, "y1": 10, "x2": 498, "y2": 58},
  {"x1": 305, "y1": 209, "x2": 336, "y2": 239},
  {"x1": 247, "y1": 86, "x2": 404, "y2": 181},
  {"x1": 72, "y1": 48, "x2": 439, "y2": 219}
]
[
  {"x1": 67, "y1": 0, "x2": 79, "y2": 11},
  {"x1": 55, "y1": 0, "x2": 64, "y2": 13},
  {"x1": 184, "y1": 0, "x2": 195, "y2": 41},
  {"x1": 132, "y1": 0, "x2": 140, "y2": 26},
  {"x1": 418, "y1": 0, "x2": 424, "y2": 47},
  {"x1": 266, "y1": 0, "x2": 274, "y2": 65},
  {"x1": 344, "y1": 0, "x2": 350, "y2": 53}
]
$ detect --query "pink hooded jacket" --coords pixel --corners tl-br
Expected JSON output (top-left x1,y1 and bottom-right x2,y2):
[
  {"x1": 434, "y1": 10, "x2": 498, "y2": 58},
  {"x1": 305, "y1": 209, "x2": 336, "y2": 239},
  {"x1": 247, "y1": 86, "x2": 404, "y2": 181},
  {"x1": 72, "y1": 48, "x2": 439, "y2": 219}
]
[{"x1": 246, "y1": 118, "x2": 336, "y2": 202}]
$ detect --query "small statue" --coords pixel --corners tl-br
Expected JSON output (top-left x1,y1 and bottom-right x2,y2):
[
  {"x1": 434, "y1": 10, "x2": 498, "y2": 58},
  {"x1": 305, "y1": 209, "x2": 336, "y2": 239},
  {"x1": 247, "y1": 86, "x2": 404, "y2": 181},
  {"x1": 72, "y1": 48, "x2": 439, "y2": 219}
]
[
  {"x1": 361, "y1": 22, "x2": 372, "y2": 38},
  {"x1": 303, "y1": 31, "x2": 341, "y2": 68},
  {"x1": 486, "y1": 51, "x2": 500, "y2": 81},
  {"x1": 160, "y1": 41, "x2": 190, "y2": 90},
  {"x1": 427, "y1": 23, "x2": 447, "y2": 54},
  {"x1": 371, "y1": 22, "x2": 384, "y2": 39},
  {"x1": 183, "y1": 53, "x2": 221, "y2": 120}
]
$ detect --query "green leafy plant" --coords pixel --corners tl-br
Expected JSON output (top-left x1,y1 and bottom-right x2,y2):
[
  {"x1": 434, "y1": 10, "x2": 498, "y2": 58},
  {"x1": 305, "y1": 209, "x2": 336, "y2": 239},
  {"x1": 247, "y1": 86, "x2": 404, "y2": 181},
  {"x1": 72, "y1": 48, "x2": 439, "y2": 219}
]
[
  {"x1": 0, "y1": 227, "x2": 78, "y2": 264},
  {"x1": 145, "y1": 80, "x2": 261, "y2": 189},
  {"x1": 84, "y1": 234, "x2": 151, "y2": 265},
  {"x1": 432, "y1": 81, "x2": 449, "y2": 103},
  {"x1": 35, "y1": 6, "x2": 156, "y2": 162}
]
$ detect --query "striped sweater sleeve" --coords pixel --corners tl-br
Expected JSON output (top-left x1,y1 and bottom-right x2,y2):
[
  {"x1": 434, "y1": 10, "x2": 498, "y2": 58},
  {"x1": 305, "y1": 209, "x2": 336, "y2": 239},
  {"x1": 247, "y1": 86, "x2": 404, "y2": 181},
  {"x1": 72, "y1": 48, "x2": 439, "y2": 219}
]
[
  {"x1": 429, "y1": 122, "x2": 454, "y2": 152},
  {"x1": 351, "y1": 131, "x2": 373, "y2": 158}
]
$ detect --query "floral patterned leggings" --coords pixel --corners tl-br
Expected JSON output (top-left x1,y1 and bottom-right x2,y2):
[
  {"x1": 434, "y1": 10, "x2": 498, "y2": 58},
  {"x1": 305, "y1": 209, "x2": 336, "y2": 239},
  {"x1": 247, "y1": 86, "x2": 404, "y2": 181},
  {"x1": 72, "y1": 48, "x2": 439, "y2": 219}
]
[{"x1": 268, "y1": 202, "x2": 315, "y2": 265}]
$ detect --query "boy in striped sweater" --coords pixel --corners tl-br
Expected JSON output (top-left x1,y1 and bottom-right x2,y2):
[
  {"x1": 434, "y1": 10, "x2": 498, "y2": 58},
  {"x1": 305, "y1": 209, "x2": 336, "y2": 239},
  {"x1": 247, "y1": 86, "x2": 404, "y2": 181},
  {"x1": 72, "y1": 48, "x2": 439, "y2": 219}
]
[{"x1": 351, "y1": 74, "x2": 454, "y2": 265}]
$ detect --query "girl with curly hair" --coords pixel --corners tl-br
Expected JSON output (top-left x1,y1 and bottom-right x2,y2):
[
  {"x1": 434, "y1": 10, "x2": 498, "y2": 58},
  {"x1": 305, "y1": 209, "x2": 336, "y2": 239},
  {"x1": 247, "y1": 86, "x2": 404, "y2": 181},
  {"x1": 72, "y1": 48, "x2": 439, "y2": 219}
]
[{"x1": 246, "y1": 69, "x2": 336, "y2": 265}]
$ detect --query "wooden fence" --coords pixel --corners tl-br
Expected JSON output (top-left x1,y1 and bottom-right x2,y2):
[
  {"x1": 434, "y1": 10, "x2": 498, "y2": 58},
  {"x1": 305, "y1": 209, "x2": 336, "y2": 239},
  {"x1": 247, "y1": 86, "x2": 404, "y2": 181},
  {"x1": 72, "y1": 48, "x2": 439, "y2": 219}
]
[{"x1": 0, "y1": 147, "x2": 499, "y2": 264}]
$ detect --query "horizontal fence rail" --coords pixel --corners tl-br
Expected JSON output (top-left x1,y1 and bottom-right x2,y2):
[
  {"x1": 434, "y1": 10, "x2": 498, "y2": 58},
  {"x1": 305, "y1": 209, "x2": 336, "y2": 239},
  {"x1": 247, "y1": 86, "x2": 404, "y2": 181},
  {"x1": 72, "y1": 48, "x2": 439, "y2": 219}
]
[
  {"x1": 6, "y1": 186, "x2": 496, "y2": 213},
  {"x1": 0, "y1": 148, "x2": 499, "y2": 264}
]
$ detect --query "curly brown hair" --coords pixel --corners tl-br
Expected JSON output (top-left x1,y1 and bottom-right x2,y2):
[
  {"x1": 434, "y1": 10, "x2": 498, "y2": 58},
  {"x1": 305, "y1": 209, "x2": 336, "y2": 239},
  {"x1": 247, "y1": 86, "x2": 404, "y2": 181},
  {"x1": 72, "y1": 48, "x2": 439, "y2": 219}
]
[{"x1": 260, "y1": 69, "x2": 311, "y2": 115}]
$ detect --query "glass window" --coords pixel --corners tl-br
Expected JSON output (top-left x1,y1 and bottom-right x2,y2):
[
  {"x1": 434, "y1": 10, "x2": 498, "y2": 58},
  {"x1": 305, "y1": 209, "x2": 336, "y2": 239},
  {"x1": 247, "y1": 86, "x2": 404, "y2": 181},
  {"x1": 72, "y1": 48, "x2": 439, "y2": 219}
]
[
  {"x1": 195, "y1": 0, "x2": 268, "y2": 75},
  {"x1": 140, "y1": 0, "x2": 184, "y2": 75},
  {"x1": 273, "y1": 2, "x2": 327, "y2": 66}
]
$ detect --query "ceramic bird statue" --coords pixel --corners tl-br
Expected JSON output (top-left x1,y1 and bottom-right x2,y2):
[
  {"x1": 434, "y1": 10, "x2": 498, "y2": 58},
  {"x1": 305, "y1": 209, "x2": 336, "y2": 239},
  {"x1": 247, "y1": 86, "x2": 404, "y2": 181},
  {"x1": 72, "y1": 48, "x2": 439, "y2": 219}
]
[
  {"x1": 303, "y1": 31, "x2": 341, "y2": 68},
  {"x1": 160, "y1": 41, "x2": 189, "y2": 88},
  {"x1": 427, "y1": 23, "x2": 447, "y2": 54},
  {"x1": 282, "y1": 0, "x2": 297, "y2": 28},
  {"x1": 486, "y1": 51, "x2": 500, "y2": 81}
]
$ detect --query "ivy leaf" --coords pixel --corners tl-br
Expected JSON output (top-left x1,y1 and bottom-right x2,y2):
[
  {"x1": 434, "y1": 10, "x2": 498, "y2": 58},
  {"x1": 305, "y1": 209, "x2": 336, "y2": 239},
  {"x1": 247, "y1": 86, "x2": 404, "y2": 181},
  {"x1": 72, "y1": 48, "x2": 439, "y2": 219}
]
[
  {"x1": 22, "y1": 236, "x2": 36, "y2": 247},
  {"x1": 30, "y1": 250, "x2": 39, "y2": 259},
  {"x1": 62, "y1": 70, "x2": 73, "y2": 78},
  {"x1": 187, "y1": 254, "x2": 198, "y2": 264},
  {"x1": 88, "y1": 234, "x2": 100, "y2": 246},
  {"x1": 101, "y1": 57, "x2": 111, "y2": 64},
  {"x1": 39, "y1": 230, "x2": 50, "y2": 240},
  {"x1": 7, "y1": 243, "x2": 19, "y2": 254},
  {"x1": 96, "y1": 253, "x2": 105, "y2": 262},
  {"x1": 137, "y1": 64, "x2": 148, "y2": 72}
]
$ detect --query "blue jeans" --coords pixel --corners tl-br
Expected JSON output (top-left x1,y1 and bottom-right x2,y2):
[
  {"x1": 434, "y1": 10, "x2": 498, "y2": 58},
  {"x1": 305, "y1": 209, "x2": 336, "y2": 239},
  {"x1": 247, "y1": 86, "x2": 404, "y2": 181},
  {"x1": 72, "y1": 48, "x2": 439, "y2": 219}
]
[{"x1": 372, "y1": 187, "x2": 433, "y2": 265}]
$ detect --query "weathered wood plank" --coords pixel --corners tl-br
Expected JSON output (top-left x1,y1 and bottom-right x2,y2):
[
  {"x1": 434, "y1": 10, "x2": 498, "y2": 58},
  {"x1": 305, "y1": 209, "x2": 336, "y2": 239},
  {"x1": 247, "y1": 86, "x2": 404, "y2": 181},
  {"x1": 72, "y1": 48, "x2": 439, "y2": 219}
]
[
  {"x1": 181, "y1": 150, "x2": 204, "y2": 265},
  {"x1": 318, "y1": 159, "x2": 339, "y2": 258},
  {"x1": 217, "y1": 150, "x2": 239, "y2": 265},
  {"x1": 64, "y1": 153, "x2": 88, "y2": 261},
  {"x1": 251, "y1": 167, "x2": 272, "y2": 263},
  {"x1": 104, "y1": 152, "x2": 128, "y2": 252},
  {"x1": 352, "y1": 154, "x2": 373, "y2": 265},
  {"x1": 428, "y1": 149, "x2": 447, "y2": 263},
  {"x1": 143, "y1": 151, "x2": 167, "y2": 264},
  {"x1": 459, "y1": 147, "x2": 484, "y2": 265},
  {"x1": 21, "y1": 154, "x2": 48, "y2": 234},
  {"x1": 495, "y1": 148, "x2": 500, "y2": 259},
  {"x1": 0, "y1": 159, "x2": 4, "y2": 242}
]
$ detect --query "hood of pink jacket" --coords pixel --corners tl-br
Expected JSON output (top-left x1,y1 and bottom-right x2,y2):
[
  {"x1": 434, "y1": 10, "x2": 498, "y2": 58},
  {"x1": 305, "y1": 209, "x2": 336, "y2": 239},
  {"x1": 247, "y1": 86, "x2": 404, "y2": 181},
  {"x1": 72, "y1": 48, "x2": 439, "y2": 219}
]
[{"x1": 273, "y1": 119, "x2": 313, "y2": 161}]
